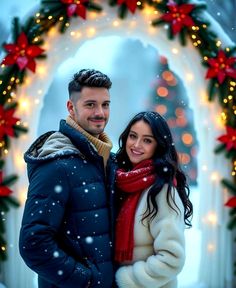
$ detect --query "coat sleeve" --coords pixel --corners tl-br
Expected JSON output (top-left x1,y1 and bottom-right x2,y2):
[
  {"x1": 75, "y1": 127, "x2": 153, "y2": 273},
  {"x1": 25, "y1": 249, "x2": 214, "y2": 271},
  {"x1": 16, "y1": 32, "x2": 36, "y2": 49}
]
[
  {"x1": 19, "y1": 161, "x2": 99, "y2": 288},
  {"x1": 115, "y1": 185, "x2": 186, "y2": 288}
]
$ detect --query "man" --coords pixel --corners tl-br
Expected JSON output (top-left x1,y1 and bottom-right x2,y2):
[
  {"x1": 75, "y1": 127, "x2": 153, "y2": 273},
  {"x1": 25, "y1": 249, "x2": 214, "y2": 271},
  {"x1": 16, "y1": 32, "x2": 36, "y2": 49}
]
[{"x1": 19, "y1": 69, "x2": 116, "y2": 288}]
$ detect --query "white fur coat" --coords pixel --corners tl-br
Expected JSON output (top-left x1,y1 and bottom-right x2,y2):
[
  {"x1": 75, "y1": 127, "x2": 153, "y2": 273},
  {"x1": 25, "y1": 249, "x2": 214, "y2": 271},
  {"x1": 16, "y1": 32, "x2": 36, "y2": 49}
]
[{"x1": 115, "y1": 184, "x2": 186, "y2": 288}]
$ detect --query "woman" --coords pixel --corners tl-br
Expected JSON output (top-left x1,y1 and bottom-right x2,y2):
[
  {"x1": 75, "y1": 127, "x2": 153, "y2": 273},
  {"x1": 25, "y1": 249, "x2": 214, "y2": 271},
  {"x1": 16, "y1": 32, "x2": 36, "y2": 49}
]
[{"x1": 115, "y1": 111, "x2": 193, "y2": 288}]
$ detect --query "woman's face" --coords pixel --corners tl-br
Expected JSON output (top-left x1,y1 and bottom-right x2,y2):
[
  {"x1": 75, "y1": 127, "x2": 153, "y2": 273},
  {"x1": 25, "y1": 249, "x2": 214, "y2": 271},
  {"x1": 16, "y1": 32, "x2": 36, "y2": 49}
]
[{"x1": 126, "y1": 120, "x2": 157, "y2": 166}]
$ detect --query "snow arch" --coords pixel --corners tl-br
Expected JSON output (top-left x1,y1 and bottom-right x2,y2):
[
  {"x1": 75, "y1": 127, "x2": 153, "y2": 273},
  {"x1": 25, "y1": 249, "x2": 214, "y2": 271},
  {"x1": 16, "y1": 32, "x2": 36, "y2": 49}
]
[{"x1": 6, "y1": 2, "x2": 233, "y2": 287}]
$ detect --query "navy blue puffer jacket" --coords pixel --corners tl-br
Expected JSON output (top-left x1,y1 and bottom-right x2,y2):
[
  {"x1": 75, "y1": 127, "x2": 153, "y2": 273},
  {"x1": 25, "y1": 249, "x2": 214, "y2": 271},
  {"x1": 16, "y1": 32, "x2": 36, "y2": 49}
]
[{"x1": 19, "y1": 120, "x2": 117, "y2": 288}]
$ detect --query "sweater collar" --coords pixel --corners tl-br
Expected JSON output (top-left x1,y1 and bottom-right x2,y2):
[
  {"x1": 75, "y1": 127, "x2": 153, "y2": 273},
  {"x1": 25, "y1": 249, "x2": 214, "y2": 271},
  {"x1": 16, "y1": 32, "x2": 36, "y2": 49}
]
[{"x1": 66, "y1": 115, "x2": 112, "y2": 166}]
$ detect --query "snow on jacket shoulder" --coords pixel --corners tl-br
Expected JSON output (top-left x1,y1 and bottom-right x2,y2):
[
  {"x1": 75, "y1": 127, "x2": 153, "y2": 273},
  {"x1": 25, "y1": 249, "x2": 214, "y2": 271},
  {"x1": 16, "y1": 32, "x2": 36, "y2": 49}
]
[
  {"x1": 116, "y1": 184, "x2": 185, "y2": 288},
  {"x1": 19, "y1": 120, "x2": 116, "y2": 288}
]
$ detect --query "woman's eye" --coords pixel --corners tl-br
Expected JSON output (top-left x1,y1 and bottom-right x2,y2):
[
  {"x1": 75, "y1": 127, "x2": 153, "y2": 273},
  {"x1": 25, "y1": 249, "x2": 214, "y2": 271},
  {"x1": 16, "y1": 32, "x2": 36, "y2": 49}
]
[
  {"x1": 144, "y1": 138, "x2": 152, "y2": 143},
  {"x1": 129, "y1": 134, "x2": 136, "y2": 139}
]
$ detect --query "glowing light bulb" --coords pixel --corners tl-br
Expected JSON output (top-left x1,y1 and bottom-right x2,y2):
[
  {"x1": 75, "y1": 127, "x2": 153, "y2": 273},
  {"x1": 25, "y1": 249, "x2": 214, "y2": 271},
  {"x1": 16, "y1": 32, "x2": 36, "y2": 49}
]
[
  {"x1": 186, "y1": 73, "x2": 193, "y2": 82},
  {"x1": 19, "y1": 99, "x2": 30, "y2": 112},
  {"x1": 87, "y1": 27, "x2": 96, "y2": 37},
  {"x1": 207, "y1": 212, "x2": 217, "y2": 225},
  {"x1": 172, "y1": 48, "x2": 178, "y2": 54},
  {"x1": 202, "y1": 165, "x2": 208, "y2": 171},
  {"x1": 207, "y1": 243, "x2": 215, "y2": 252},
  {"x1": 37, "y1": 65, "x2": 47, "y2": 76},
  {"x1": 210, "y1": 172, "x2": 219, "y2": 182},
  {"x1": 113, "y1": 20, "x2": 119, "y2": 27}
]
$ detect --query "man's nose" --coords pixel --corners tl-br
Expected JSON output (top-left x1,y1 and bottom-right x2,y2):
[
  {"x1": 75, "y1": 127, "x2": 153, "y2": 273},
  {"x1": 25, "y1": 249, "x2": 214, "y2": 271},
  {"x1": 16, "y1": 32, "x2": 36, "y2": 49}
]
[{"x1": 94, "y1": 106, "x2": 105, "y2": 117}]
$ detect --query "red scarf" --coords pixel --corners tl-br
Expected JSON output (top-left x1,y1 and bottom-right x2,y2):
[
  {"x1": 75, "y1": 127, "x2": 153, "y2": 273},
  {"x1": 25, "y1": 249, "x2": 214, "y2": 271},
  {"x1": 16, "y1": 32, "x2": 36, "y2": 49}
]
[{"x1": 115, "y1": 159, "x2": 156, "y2": 263}]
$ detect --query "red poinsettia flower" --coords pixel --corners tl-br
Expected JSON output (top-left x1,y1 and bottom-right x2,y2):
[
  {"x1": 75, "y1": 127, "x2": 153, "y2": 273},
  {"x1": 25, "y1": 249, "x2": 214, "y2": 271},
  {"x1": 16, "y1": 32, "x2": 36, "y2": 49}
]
[
  {"x1": 161, "y1": 1, "x2": 195, "y2": 35},
  {"x1": 117, "y1": 0, "x2": 137, "y2": 14},
  {"x1": 205, "y1": 50, "x2": 236, "y2": 84},
  {"x1": 217, "y1": 126, "x2": 236, "y2": 151},
  {"x1": 0, "y1": 172, "x2": 12, "y2": 197},
  {"x1": 1, "y1": 32, "x2": 44, "y2": 73},
  {"x1": 60, "y1": 0, "x2": 88, "y2": 19},
  {"x1": 0, "y1": 106, "x2": 20, "y2": 140},
  {"x1": 225, "y1": 196, "x2": 236, "y2": 208}
]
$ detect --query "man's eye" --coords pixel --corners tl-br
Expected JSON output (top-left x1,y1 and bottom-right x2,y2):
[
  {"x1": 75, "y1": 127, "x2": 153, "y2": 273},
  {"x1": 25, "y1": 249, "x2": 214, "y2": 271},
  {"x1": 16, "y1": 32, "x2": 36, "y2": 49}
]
[{"x1": 86, "y1": 103, "x2": 94, "y2": 107}]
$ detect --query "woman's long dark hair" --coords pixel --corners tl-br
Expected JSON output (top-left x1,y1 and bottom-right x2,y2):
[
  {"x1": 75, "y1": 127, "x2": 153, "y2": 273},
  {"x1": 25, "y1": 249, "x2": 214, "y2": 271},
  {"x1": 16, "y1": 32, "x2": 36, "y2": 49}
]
[{"x1": 116, "y1": 111, "x2": 193, "y2": 227}]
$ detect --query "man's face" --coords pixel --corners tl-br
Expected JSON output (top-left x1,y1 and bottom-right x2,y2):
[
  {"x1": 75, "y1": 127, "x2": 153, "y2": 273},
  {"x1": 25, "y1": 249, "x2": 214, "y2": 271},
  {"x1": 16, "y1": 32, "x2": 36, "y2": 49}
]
[{"x1": 67, "y1": 87, "x2": 110, "y2": 137}]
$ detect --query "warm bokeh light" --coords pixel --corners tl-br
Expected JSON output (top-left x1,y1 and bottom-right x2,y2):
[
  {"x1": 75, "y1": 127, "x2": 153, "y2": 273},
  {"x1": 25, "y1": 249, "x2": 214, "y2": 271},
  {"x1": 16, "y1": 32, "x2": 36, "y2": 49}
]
[
  {"x1": 155, "y1": 104, "x2": 167, "y2": 115},
  {"x1": 207, "y1": 243, "x2": 215, "y2": 252},
  {"x1": 175, "y1": 107, "x2": 185, "y2": 117},
  {"x1": 181, "y1": 133, "x2": 193, "y2": 145},
  {"x1": 167, "y1": 78, "x2": 177, "y2": 86},
  {"x1": 113, "y1": 20, "x2": 120, "y2": 27},
  {"x1": 172, "y1": 48, "x2": 179, "y2": 54},
  {"x1": 167, "y1": 118, "x2": 176, "y2": 128},
  {"x1": 202, "y1": 165, "x2": 208, "y2": 171},
  {"x1": 157, "y1": 86, "x2": 168, "y2": 97},
  {"x1": 179, "y1": 153, "x2": 191, "y2": 164},
  {"x1": 210, "y1": 172, "x2": 219, "y2": 182},
  {"x1": 87, "y1": 27, "x2": 96, "y2": 37},
  {"x1": 19, "y1": 98, "x2": 30, "y2": 112},
  {"x1": 190, "y1": 146, "x2": 198, "y2": 157},
  {"x1": 162, "y1": 71, "x2": 174, "y2": 82},
  {"x1": 207, "y1": 212, "x2": 218, "y2": 225},
  {"x1": 176, "y1": 117, "x2": 187, "y2": 127}
]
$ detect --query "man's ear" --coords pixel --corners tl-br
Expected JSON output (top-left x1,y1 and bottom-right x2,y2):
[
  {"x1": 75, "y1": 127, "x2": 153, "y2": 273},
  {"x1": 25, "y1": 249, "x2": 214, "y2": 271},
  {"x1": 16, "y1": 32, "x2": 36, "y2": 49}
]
[{"x1": 67, "y1": 100, "x2": 75, "y2": 118}]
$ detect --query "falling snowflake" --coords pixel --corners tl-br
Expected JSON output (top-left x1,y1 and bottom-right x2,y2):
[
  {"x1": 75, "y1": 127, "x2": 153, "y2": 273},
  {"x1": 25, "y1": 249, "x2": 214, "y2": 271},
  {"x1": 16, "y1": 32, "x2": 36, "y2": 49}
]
[
  {"x1": 53, "y1": 251, "x2": 59, "y2": 258},
  {"x1": 54, "y1": 185, "x2": 63, "y2": 193},
  {"x1": 57, "y1": 270, "x2": 63, "y2": 276},
  {"x1": 85, "y1": 236, "x2": 93, "y2": 244}
]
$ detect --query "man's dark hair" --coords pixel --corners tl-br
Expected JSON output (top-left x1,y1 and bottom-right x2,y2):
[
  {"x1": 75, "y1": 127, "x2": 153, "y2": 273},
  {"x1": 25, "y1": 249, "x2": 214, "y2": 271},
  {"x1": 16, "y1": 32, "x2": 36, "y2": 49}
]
[{"x1": 68, "y1": 69, "x2": 112, "y2": 101}]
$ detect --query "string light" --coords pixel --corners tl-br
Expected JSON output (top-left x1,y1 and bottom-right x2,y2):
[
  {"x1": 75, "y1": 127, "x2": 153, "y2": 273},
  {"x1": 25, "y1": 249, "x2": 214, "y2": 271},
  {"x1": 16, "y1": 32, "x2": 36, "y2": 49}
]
[
  {"x1": 206, "y1": 212, "x2": 218, "y2": 225},
  {"x1": 34, "y1": 99, "x2": 40, "y2": 105},
  {"x1": 87, "y1": 27, "x2": 96, "y2": 37},
  {"x1": 113, "y1": 20, "x2": 120, "y2": 27},
  {"x1": 37, "y1": 65, "x2": 47, "y2": 76},
  {"x1": 19, "y1": 99, "x2": 30, "y2": 112},
  {"x1": 172, "y1": 48, "x2": 179, "y2": 54},
  {"x1": 186, "y1": 73, "x2": 193, "y2": 82},
  {"x1": 207, "y1": 243, "x2": 215, "y2": 252},
  {"x1": 202, "y1": 165, "x2": 208, "y2": 171},
  {"x1": 210, "y1": 172, "x2": 219, "y2": 182}
]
